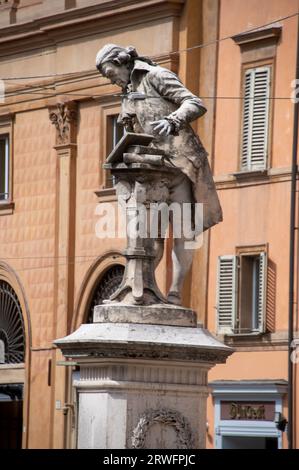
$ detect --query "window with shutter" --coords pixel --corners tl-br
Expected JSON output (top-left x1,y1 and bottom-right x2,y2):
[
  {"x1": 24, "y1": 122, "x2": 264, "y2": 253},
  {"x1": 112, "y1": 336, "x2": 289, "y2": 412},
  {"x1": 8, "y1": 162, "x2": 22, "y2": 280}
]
[
  {"x1": 241, "y1": 66, "x2": 271, "y2": 171},
  {"x1": 238, "y1": 252, "x2": 267, "y2": 333},
  {"x1": 217, "y1": 252, "x2": 267, "y2": 335},
  {"x1": 216, "y1": 256, "x2": 238, "y2": 334}
]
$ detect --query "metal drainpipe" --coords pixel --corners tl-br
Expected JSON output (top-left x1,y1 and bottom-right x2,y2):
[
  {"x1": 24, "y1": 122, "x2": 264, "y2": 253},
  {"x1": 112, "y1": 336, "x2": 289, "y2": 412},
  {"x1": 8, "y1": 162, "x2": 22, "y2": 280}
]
[{"x1": 288, "y1": 7, "x2": 299, "y2": 451}]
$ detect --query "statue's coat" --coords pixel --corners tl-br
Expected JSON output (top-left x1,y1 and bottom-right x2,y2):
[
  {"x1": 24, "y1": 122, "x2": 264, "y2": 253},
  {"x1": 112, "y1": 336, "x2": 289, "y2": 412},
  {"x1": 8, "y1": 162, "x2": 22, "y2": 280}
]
[{"x1": 119, "y1": 60, "x2": 223, "y2": 231}]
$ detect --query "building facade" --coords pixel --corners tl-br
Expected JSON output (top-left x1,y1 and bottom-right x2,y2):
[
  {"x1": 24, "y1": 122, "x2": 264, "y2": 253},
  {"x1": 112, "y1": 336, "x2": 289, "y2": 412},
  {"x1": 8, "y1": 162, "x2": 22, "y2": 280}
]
[
  {"x1": 0, "y1": 0, "x2": 298, "y2": 449},
  {"x1": 205, "y1": 0, "x2": 298, "y2": 449}
]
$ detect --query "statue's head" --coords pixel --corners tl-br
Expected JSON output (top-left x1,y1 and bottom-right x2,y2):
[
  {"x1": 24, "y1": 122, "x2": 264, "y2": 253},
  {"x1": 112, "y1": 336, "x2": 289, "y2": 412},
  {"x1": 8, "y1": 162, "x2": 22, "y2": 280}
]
[
  {"x1": 96, "y1": 44, "x2": 156, "y2": 90},
  {"x1": 95, "y1": 44, "x2": 138, "y2": 89}
]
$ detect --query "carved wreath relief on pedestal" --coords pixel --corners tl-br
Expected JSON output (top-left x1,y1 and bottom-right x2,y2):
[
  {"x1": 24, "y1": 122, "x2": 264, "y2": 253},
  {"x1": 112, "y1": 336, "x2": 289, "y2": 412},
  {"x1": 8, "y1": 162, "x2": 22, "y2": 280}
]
[{"x1": 131, "y1": 408, "x2": 195, "y2": 449}]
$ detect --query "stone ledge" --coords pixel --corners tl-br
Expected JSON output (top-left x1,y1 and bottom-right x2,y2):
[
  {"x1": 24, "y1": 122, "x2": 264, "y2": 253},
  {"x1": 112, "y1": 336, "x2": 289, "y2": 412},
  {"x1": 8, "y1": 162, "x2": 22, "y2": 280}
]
[
  {"x1": 0, "y1": 0, "x2": 185, "y2": 56},
  {"x1": 54, "y1": 322, "x2": 233, "y2": 364},
  {"x1": 78, "y1": 361, "x2": 208, "y2": 386},
  {"x1": 74, "y1": 380, "x2": 210, "y2": 395},
  {"x1": 232, "y1": 25, "x2": 282, "y2": 47}
]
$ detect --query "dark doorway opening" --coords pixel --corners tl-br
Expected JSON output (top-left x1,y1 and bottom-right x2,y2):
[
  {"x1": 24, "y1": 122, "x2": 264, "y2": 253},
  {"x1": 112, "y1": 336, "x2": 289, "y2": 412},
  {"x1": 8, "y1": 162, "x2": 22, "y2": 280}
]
[{"x1": 0, "y1": 400, "x2": 23, "y2": 448}]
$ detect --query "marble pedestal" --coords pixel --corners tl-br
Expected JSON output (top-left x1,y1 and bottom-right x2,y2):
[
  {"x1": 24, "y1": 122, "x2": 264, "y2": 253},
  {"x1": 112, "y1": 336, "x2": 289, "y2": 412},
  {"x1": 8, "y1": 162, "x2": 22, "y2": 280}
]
[{"x1": 55, "y1": 310, "x2": 232, "y2": 449}]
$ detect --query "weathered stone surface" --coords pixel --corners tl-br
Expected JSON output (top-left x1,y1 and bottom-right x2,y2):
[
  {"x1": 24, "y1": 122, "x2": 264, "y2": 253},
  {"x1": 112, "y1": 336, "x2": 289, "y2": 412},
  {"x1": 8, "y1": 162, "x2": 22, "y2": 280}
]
[
  {"x1": 96, "y1": 44, "x2": 223, "y2": 305},
  {"x1": 94, "y1": 303, "x2": 197, "y2": 327},
  {"x1": 55, "y1": 322, "x2": 233, "y2": 449},
  {"x1": 54, "y1": 322, "x2": 232, "y2": 363},
  {"x1": 104, "y1": 159, "x2": 179, "y2": 306}
]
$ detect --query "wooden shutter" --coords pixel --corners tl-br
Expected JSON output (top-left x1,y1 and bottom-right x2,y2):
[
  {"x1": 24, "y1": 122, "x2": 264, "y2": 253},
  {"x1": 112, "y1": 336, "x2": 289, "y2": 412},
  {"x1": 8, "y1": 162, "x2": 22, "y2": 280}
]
[
  {"x1": 241, "y1": 66, "x2": 271, "y2": 171},
  {"x1": 216, "y1": 256, "x2": 238, "y2": 334},
  {"x1": 257, "y1": 252, "x2": 267, "y2": 332}
]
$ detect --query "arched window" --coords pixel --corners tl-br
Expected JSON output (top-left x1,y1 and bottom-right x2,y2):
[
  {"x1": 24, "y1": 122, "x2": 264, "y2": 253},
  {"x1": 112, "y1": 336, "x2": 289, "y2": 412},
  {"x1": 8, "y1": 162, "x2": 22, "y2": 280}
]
[
  {"x1": 0, "y1": 281, "x2": 25, "y2": 364},
  {"x1": 87, "y1": 265, "x2": 124, "y2": 323}
]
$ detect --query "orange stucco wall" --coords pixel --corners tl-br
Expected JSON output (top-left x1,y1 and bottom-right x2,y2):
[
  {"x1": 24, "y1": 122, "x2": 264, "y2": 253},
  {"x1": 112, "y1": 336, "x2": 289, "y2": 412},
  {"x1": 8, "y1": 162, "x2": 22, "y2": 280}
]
[
  {"x1": 0, "y1": 0, "x2": 298, "y2": 449},
  {"x1": 0, "y1": 108, "x2": 56, "y2": 447}
]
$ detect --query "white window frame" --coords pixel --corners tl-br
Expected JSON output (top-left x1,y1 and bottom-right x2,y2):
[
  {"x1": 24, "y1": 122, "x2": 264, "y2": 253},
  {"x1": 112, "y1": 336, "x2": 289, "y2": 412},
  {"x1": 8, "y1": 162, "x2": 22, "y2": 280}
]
[
  {"x1": 0, "y1": 134, "x2": 9, "y2": 202},
  {"x1": 111, "y1": 115, "x2": 124, "y2": 149},
  {"x1": 106, "y1": 114, "x2": 124, "y2": 189},
  {"x1": 257, "y1": 252, "x2": 267, "y2": 333},
  {"x1": 216, "y1": 252, "x2": 267, "y2": 335},
  {"x1": 211, "y1": 381, "x2": 287, "y2": 449}
]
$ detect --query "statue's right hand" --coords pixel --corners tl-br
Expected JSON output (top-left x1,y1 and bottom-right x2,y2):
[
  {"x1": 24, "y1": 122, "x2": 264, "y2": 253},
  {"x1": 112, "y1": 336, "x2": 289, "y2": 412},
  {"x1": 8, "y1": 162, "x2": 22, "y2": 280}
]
[{"x1": 150, "y1": 119, "x2": 173, "y2": 136}]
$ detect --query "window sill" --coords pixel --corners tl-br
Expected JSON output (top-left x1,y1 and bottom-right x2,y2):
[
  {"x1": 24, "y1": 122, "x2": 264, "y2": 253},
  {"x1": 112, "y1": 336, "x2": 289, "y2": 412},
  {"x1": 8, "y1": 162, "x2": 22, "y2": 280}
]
[
  {"x1": 232, "y1": 169, "x2": 268, "y2": 180},
  {"x1": 0, "y1": 201, "x2": 14, "y2": 215},
  {"x1": 225, "y1": 331, "x2": 263, "y2": 338},
  {"x1": 215, "y1": 167, "x2": 293, "y2": 189},
  {"x1": 216, "y1": 330, "x2": 298, "y2": 350},
  {"x1": 223, "y1": 331, "x2": 268, "y2": 347},
  {"x1": 216, "y1": 330, "x2": 265, "y2": 341},
  {"x1": 95, "y1": 187, "x2": 116, "y2": 202},
  {"x1": 0, "y1": 363, "x2": 24, "y2": 370}
]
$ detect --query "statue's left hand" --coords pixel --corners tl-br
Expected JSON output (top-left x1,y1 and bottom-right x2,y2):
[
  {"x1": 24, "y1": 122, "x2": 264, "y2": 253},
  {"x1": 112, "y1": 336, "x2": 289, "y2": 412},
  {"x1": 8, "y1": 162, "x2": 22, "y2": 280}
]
[{"x1": 150, "y1": 119, "x2": 173, "y2": 136}]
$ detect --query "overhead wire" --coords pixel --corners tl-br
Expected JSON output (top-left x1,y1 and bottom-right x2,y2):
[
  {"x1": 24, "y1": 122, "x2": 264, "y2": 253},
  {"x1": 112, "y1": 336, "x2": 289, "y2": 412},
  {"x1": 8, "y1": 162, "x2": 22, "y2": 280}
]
[
  {"x1": 0, "y1": 10, "x2": 297, "y2": 82},
  {"x1": 0, "y1": 10, "x2": 298, "y2": 270}
]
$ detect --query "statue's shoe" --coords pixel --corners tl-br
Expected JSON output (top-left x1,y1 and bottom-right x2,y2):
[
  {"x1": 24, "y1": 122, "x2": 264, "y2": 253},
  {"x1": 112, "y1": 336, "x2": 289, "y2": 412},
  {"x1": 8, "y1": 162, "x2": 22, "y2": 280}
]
[{"x1": 167, "y1": 291, "x2": 182, "y2": 306}]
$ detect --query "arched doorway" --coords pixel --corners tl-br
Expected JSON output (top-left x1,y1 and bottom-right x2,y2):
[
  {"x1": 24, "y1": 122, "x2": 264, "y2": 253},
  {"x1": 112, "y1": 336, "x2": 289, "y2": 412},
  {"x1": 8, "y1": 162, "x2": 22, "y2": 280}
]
[
  {"x1": 87, "y1": 264, "x2": 125, "y2": 323},
  {"x1": 0, "y1": 280, "x2": 26, "y2": 449}
]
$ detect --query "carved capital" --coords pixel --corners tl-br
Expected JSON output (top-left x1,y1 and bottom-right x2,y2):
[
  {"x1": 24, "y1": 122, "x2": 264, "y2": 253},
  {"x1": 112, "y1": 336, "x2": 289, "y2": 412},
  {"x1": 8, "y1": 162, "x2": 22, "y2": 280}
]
[{"x1": 48, "y1": 101, "x2": 78, "y2": 146}]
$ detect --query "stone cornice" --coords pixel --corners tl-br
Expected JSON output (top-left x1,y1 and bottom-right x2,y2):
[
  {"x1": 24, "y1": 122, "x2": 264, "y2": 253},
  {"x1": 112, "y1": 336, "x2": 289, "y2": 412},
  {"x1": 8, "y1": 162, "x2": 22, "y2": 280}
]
[
  {"x1": 232, "y1": 25, "x2": 282, "y2": 49},
  {"x1": 0, "y1": 0, "x2": 185, "y2": 57},
  {"x1": 54, "y1": 323, "x2": 233, "y2": 364}
]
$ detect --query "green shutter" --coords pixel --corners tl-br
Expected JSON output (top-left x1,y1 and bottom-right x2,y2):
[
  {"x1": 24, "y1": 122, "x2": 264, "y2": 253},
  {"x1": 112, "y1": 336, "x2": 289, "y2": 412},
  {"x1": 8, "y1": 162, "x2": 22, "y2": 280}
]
[
  {"x1": 257, "y1": 252, "x2": 267, "y2": 332},
  {"x1": 217, "y1": 256, "x2": 238, "y2": 334},
  {"x1": 241, "y1": 66, "x2": 271, "y2": 171}
]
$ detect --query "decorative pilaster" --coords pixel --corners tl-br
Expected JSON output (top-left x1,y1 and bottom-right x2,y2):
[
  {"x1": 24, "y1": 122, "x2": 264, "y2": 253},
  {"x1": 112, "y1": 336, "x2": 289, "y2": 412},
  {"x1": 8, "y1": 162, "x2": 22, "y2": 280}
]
[{"x1": 48, "y1": 100, "x2": 78, "y2": 449}]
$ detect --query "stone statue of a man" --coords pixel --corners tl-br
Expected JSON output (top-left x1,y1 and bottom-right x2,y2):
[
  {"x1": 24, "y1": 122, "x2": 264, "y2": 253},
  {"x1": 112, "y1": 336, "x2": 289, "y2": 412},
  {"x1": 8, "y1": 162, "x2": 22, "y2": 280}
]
[{"x1": 96, "y1": 44, "x2": 222, "y2": 305}]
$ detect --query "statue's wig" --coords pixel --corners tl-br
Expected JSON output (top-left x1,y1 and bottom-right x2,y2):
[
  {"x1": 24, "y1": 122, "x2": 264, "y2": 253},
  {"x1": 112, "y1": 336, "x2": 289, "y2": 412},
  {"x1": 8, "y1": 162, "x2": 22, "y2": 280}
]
[{"x1": 96, "y1": 44, "x2": 156, "y2": 73}]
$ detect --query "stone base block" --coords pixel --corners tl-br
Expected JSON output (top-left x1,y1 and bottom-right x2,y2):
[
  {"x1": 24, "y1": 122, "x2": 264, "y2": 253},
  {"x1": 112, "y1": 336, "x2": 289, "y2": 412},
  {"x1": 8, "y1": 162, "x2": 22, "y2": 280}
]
[
  {"x1": 76, "y1": 358, "x2": 208, "y2": 449},
  {"x1": 94, "y1": 303, "x2": 198, "y2": 327}
]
